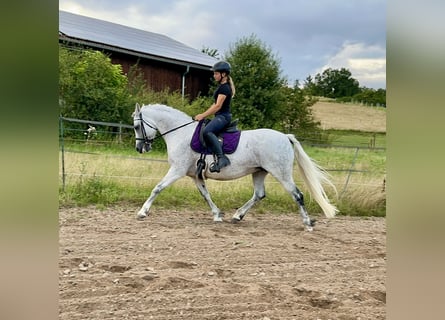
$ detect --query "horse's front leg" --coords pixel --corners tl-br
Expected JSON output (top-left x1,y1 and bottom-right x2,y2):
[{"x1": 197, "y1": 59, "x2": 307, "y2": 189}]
[
  {"x1": 192, "y1": 177, "x2": 224, "y2": 222},
  {"x1": 137, "y1": 168, "x2": 183, "y2": 220}
]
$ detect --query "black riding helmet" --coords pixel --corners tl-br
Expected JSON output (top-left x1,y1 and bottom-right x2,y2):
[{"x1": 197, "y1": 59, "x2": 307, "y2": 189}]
[{"x1": 212, "y1": 61, "x2": 231, "y2": 74}]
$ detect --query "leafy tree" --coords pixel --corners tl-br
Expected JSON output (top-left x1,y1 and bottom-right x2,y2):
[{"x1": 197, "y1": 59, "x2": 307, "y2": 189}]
[
  {"x1": 224, "y1": 34, "x2": 287, "y2": 129},
  {"x1": 59, "y1": 46, "x2": 132, "y2": 123},
  {"x1": 303, "y1": 75, "x2": 317, "y2": 96},
  {"x1": 374, "y1": 88, "x2": 386, "y2": 107},
  {"x1": 280, "y1": 82, "x2": 323, "y2": 140},
  {"x1": 311, "y1": 68, "x2": 360, "y2": 98},
  {"x1": 352, "y1": 87, "x2": 386, "y2": 107}
]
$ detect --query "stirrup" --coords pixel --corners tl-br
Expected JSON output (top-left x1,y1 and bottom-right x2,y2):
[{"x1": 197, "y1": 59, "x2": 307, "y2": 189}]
[
  {"x1": 209, "y1": 161, "x2": 220, "y2": 173},
  {"x1": 209, "y1": 154, "x2": 219, "y2": 173}
]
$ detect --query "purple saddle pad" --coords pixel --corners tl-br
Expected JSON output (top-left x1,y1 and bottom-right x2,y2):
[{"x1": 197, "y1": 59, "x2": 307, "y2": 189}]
[{"x1": 190, "y1": 121, "x2": 241, "y2": 155}]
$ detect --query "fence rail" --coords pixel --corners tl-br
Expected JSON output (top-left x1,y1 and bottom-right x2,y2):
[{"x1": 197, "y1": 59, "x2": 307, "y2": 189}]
[
  {"x1": 59, "y1": 117, "x2": 386, "y2": 197},
  {"x1": 59, "y1": 116, "x2": 134, "y2": 129}
]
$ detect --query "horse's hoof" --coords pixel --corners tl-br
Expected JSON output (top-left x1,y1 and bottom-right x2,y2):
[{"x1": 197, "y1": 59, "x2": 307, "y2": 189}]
[
  {"x1": 231, "y1": 218, "x2": 241, "y2": 224},
  {"x1": 305, "y1": 225, "x2": 314, "y2": 232},
  {"x1": 231, "y1": 213, "x2": 244, "y2": 223},
  {"x1": 213, "y1": 211, "x2": 224, "y2": 222},
  {"x1": 137, "y1": 213, "x2": 147, "y2": 220}
]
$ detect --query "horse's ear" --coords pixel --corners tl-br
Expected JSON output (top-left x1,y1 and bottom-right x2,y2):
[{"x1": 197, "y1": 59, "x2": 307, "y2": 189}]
[{"x1": 135, "y1": 103, "x2": 141, "y2": 113}]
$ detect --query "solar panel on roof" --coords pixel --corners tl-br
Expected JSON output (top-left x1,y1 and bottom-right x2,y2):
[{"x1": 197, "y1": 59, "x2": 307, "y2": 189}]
[{"x1": 59, "y1": 10, "x2": 217, "y2": 68}]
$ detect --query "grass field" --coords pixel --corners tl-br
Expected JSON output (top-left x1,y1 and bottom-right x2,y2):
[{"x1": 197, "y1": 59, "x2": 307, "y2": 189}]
[{"x1": 311, "y1": 101, "x2": 386, "y2": 133}]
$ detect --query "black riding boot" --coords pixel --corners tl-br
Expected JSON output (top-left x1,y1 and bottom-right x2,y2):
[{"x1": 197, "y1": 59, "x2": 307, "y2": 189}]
[
  {"x1": 211, "y1": 154, "x2": 231, "y2": 173},
  {"x1": 205, "y1": 133, "x2": 231, "y2": 173}
]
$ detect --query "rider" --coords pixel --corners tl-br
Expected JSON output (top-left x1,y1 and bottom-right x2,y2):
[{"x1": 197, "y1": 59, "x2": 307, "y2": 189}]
[{"x1": 194, "y1": 61, "x2": 236, "y2": 172}]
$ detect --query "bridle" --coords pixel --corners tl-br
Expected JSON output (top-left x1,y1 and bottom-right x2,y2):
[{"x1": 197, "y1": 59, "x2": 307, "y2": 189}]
[{"x1": 135, "y1": 112, "x2": 195, "y2": 147}]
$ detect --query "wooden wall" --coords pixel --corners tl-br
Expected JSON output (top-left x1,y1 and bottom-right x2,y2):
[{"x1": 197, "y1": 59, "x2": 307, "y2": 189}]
[{"x1": 110, "y1": 52, "x2": 212, "y2": 100}]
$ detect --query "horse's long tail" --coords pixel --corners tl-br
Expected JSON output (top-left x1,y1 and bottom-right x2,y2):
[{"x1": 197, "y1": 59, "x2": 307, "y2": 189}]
[{"x1": 287, "y1": 134, "x2": 338, "y2": 218}]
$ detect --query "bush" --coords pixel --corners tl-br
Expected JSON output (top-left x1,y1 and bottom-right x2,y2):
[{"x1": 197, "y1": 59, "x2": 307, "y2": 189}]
[{"x1": 59, "y1": 46, "x2": 132, "y2": 124}]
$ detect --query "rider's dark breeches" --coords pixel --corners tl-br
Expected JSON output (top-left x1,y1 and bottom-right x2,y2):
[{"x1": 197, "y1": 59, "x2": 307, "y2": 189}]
[{"x1": 202, "y1": 115, "x2": 230, "y2": 154}]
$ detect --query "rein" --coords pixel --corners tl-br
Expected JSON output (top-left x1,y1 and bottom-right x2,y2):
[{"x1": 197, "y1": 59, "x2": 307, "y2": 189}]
[{"x1": 136, "y1": 113, "x2": 195, "y2": 144}]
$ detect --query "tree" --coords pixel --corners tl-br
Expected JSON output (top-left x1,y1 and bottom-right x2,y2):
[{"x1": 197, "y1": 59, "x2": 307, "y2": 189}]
[
  {"x1": 59, "y1": 46, "x2": 131, "y2": 123},
  {"x1": 224, "y1": 34, "x2": 287, "y2": 129},
  {"x1": 310, "y1": 68, "x2": 360, "y2": 98},
  {"x1": 280, "y1": 82, "x2": 322, "y2": 140},
  {"x1": 303, "y1": 75, "x2": 317, "y2": 96},
  {"x1": 352, "y1": 87, "x2": 386, "y2": 107}
]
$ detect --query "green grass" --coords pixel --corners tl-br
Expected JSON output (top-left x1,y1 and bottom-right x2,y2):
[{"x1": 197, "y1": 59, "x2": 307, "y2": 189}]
[
  {"x1": 324, "y1": 129, "x2": 386, "y2": 148},
  {"x1": 59, "y1": 173, "x2": 385, "y2": 217},
  {"x1": 59, "y1": 139, "x2": 386, "y2": 217}
]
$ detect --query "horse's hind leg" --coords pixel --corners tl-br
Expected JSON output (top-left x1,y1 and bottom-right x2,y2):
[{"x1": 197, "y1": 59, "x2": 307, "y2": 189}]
[
  {"x1": 278, "y1": 178, "x2": 315, "y2": 231},
  {"x1": 192, "y1": 177, "x2": 224, "y2": 222},
  {"x1": 232, "y1": 170, "x2": 268, "y2": 223},
  {"x1": 291, "y1": 186, "x2": 316, "y2": 231}
]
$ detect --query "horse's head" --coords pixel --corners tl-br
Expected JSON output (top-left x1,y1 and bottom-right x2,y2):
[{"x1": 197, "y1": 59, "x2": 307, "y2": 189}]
[{"x1": 133, "y1": 103, "x2": 157, "y2": 153}]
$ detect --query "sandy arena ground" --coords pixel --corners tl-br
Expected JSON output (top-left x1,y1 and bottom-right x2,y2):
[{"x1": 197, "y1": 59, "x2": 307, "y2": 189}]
[{"x1": 59, "y1": 206, "x2": 386, "y2": 319}]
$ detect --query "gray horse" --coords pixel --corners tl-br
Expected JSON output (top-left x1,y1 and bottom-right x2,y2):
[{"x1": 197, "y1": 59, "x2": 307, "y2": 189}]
[{"x1": 133, "y1": 103, "x2": 337, "y2": 231}]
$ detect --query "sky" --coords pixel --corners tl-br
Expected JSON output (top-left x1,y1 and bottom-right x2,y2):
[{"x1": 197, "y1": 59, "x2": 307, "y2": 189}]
[{"x1": 59, "y1": 0, "x2": 386, "y2": 89}]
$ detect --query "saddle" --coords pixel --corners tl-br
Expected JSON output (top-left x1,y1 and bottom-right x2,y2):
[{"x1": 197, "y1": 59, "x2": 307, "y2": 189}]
[{"x1": 190, "y1": 119, "x2": 241, "y2": 155}]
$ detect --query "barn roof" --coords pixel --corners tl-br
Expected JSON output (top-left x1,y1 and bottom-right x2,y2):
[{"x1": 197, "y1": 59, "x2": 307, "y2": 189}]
[{"x1": 59, "y1": 10, "x2": 217, "y2": 70}]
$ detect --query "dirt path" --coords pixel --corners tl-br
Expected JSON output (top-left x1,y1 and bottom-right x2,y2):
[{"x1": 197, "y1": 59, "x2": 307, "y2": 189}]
[{"x1": 59, "y1": 206, "x2": 386, "y2": 319}]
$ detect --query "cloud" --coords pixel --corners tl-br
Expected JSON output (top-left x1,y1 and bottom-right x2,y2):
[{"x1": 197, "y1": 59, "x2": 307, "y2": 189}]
[
  {"x1": 59, "y1": 0, "x2": 386, "y2": 89},
  {"x1": 316, "y1": 42, "x2": 386, "y2": 89},
  {"x1": 59, "y1": 0, "x2": 84, "y2": 15}
]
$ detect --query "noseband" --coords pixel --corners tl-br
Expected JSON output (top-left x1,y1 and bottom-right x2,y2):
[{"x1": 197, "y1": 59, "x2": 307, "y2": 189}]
[{"x1": 135, "y1": 114, "x2": 156, "y2": 148}]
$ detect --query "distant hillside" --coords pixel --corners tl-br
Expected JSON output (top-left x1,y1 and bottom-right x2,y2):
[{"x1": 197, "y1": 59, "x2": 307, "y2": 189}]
[{"x1": 310, "y1": 101, "x2": 386, "y2": 133}]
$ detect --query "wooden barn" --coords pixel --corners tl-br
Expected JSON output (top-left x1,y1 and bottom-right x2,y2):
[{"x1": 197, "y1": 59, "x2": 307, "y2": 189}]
[{"x1": 59, "y1": 10, "x2": 217, "y2": 100}]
